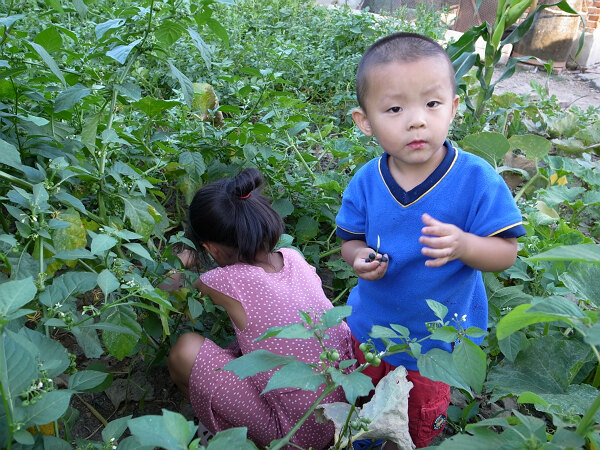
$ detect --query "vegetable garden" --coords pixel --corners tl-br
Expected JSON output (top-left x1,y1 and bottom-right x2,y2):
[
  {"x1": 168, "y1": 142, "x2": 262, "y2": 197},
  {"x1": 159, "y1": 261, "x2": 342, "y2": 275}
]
[{"x1": 1, "y1": 0, "x2": 600, "y2": 448}]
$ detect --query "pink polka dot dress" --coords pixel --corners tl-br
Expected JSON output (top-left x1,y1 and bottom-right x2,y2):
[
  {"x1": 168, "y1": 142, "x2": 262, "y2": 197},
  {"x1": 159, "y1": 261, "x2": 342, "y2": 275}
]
[{"x1": 188, "y1": 248, "x2": 354, "y2": 449}]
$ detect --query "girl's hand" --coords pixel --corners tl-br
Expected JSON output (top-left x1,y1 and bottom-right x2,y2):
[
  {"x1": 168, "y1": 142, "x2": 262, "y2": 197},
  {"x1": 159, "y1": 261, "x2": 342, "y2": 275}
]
[{"x1": 353, "y1": 248, "x2": 389, "y2": 280}]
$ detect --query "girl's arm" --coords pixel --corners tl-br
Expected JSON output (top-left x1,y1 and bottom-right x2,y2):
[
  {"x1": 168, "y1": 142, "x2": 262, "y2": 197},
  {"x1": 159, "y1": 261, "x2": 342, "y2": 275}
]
[
  {"x1": 419, "y1": 213, "x2": 518, "y2": 271},
  {"x1": 193, "y1": 278, "x2": 248, "y2": 331}
]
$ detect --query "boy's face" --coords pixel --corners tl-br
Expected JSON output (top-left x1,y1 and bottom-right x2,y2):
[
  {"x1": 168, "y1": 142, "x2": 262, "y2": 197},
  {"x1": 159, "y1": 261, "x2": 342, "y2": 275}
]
[{"x1": 352, "y1": 56, "x2": 459, "y2": 177}]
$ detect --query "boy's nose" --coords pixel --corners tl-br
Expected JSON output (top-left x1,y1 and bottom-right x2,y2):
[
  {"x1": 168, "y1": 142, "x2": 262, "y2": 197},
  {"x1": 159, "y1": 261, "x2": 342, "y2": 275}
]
[{"x1": 408, "y1": 113, "x2": 426, "y2": 129}]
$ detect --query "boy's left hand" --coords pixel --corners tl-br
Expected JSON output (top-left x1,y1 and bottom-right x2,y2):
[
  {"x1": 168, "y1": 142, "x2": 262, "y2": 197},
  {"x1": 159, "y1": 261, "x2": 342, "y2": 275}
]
[{"x1": 419, "y1": 213, "x2": 465, "y2": 267}]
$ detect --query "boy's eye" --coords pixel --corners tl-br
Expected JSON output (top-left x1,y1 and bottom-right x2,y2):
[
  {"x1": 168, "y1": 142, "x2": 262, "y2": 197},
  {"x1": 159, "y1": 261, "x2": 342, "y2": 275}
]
[
  {"x1": 388, "y1": 106, "x2": 402, "y2": 113},
  {"x1": 427, "y1": 101, "x2": 440, "y2": 108}
]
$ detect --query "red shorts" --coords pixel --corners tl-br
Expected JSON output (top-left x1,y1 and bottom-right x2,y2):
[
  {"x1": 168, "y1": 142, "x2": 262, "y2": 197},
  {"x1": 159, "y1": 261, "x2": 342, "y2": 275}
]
[{"x1": 352, "y1": 336, "x2": 450, "y2": 448}]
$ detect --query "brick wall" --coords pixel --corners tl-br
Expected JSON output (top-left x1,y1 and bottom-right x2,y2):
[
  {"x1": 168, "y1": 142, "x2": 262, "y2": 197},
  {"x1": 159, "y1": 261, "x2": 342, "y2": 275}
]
[{"x1": 586, "y1": 0, "x2": 600, "y2": 32}]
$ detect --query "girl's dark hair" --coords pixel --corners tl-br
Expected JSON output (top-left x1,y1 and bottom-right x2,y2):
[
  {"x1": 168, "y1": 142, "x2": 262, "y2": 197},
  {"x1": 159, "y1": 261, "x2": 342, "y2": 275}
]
[
  {"x1": 187, "y1": 168, "x2": 284, "y2": 265},
  {"x1": 356, "y1": 32, "x2": 456, "y2": 111}
]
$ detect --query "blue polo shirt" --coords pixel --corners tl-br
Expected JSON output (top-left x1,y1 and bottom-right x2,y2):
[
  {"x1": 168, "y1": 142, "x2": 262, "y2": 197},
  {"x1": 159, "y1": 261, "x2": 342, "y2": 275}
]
[{"x1": 336, "y1": 141, "x2": 525, "y2": 370}]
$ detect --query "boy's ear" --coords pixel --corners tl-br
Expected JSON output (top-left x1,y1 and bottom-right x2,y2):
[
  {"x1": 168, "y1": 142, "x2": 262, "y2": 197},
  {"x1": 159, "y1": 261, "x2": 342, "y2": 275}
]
[
  {"x1": 352, "y1": 107, "x2": 373, "y2": 137},
  {"x1": 451, "y1": 94, "x2": 459, "y2": 118}
]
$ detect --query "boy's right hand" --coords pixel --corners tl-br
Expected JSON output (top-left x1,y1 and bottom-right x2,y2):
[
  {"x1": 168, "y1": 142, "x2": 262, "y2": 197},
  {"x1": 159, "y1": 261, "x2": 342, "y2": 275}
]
[
  {"x1": 341, "y1": 239, "x2": 389, "y2": 280},
  {"x1": 352, "y1": 248, "x2": 389, "y2": 281}
]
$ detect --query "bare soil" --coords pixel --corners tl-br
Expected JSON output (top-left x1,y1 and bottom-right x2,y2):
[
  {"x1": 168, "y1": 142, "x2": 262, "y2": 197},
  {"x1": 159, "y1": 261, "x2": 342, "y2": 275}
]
[{"x1": 493, "y1": 62, "x2": 600, "y2": 110}]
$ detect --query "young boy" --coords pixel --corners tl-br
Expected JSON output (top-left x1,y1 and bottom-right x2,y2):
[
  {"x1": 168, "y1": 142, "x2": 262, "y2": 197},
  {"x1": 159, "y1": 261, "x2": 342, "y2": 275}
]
[{"x1": 336, "y1": 32, "x2": 526, "y2": 447}]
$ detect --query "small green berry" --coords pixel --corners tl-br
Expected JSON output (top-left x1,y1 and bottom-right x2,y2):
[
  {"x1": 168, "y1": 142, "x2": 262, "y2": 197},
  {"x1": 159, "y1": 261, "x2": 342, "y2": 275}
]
[
  {"x1": 372, "y1": 356, "x2": 381, "y2": 367},
  {"x1": 329, "y1": 350, "x2": 340, "y2": 361},
  {"x1": 364, "y1": 352, "x2": 374, "y2": 363},
  {"x1": 359, "y1": 342, "x2": 369, "y2": 353},
  {"x1": 320, "y1": 351, "x2": 328, "y2": 361}
]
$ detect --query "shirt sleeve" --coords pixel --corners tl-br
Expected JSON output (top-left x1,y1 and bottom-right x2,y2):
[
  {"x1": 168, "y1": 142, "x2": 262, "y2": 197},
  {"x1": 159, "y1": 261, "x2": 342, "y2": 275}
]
[
  {"x1": 335, "y1": 169, "x2": 368, "y2": 242},
  {"x1": 466, "y1": 159, "x2": 526, "y2": 239}
]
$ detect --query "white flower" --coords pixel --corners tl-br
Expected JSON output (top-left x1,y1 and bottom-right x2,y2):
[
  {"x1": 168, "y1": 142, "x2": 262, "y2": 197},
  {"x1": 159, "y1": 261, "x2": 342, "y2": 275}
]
[
  {"x1": 453, "y1": 313, "x2": 458, "y2": 318},
  {"x1": 461, "y1": 314, "x2": 467, "y2": 322}
]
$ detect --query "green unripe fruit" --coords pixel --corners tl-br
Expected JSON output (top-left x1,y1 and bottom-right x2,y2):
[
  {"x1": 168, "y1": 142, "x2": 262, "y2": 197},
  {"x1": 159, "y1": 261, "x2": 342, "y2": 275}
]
[
  {"x1": 364, "y1": 352, "x2": 374, "y2": 363},
  {"x1": 329, "y1": 350, "x2": 340, "y2": 361},
  {"x1": 372, "y1": 356, "x2": 381, "y2": 367},
  {"x1": 319, "y1": 351, "x2": 328, "y2": 361},
  {"x1": 359, "y1": 343, "x2": 369, "y2": 353}
]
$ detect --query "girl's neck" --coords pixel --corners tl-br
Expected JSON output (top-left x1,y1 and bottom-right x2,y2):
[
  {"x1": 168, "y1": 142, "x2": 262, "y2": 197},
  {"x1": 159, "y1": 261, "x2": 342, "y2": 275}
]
[{"x1": 252, "y1": 250, "x2": 284, "y2": 273}]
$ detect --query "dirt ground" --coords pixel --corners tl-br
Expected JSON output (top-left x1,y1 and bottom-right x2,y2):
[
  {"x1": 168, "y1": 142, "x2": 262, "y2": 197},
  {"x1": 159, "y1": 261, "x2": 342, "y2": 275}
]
[{"x1": 492, "y1": 62, "x2": 600, "y2": 110}]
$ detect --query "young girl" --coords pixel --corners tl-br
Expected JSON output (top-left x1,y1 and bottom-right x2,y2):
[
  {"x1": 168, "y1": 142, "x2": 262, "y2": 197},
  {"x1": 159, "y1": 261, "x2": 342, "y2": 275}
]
[{"x1": 167, "y1": 168, "x2": 354, "y2": 449}]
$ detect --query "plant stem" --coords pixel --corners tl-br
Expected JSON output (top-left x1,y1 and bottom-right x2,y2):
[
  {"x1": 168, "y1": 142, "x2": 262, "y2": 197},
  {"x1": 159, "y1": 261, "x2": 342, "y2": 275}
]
[
  {"x1": 0, "y1": 170, "x2": 34, "y2": 189},
  {"x1": 0, "y1": 339, "x2": 14, "y2": 450},
  {"x1": 575, "y1": 391, "x2": 600, "y2": 438},
  {"x1": 76, "y1": 394, "x2": 108, "y2": 426},
  {"x1": 269, "y1": 384, "x2": 337, "y2": 450},
  {"x1": 513, "y1": 170, "x2": 548, "y2": 203},
  {"x1": 319, "y1": 246, "x2": 341, "y2": 259}
]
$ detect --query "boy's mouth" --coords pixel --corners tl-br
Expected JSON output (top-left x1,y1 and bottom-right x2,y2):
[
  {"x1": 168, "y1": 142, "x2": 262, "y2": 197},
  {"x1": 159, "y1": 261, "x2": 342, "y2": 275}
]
[{"x1": 407, "y1": 140, "x2": 426, "y2": 150}]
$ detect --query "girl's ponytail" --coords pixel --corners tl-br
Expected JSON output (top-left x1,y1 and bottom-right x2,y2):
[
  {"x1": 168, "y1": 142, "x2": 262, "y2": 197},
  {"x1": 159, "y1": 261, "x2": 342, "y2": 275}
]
[{"x1": 188, "y1": 168, "x2": 284, "y2": 265}]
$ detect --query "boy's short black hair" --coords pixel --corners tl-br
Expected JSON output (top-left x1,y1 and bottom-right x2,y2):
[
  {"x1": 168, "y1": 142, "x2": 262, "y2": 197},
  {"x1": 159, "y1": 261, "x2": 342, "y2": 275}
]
[{"x1": 356, "y1": 32, "x2": 456, "y2": 111}]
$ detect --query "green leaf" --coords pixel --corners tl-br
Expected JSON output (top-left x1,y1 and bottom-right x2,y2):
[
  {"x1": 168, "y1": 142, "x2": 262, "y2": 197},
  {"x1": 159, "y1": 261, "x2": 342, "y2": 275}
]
[
  {"x1": 429, "y1": 326, "x2": 458, "y2": 343},
  {"x1": 91, "y1": 234, "x2": 118, "y2": 256},
  {"x1": 23, "y1": 390, "x2": 72, "y2": 426},
  {"x1": 533, "y1": 384, "x2": 600, "y2": 423},
  {"x1": 486, "y1": 335, "x2": 590, "y2": 399},
  {"x1": 526, "y1": 244, "x2": 600, "y2": 264},
  {"x1": 123, "y1": 243, "x2": 153, "y2": 262},
  {"x1": 258, "y1": 322, "x2": 314, "y2": 340},
  {"x1": 122, "y1": 197, "x2": 155, "y2": 239},
  {"x1": 459, "y1": 132, "x2": 510, "y2": 166},
  {"x1": 168, "y1": 60, "x2": 194, "y2": 108},
  {"x1": 321, "y1": 306, "x2": 352, "y2": 329},
  {"x1": 102, "y1": 415, "x2": 132, "y2": 442},
  {"x1": 508, "y1": 134, "x2": 552, "y2": 160},
  {"x1": 426, "y1": 299, "x2": 448, "y2": 321},
  {"x1": 97, "y1": 269, "x2": 120, "y2": 297},
  {"x1": 38, "y1": 272, "x2": 97, "y2": 307},
  {"x1": 106, "y1": 39, "x2": 142, "y2": 64},
  {"x1": 43, "y1": 0, "x2": 64, "y2": 13},
  {"x1": 19, "y1": 327, "x2": 70, "y2": 377},
  {"x1": 498, "y1": 331, "x2": 529, "y2": 362},
  {"x1": 127, "y1": 410, "x2": 196, "y2": 449},
  {"x1": 222, "y1": 350, "x2": 295, "y2": 378},
  {"x1": 452, "y1": 339, "x2": 486, "y2": 393},
  {"x1": 155, "y1": 20, "x2": 185, "y2": 47},
  {"x1": 0, "y1": 277, "x2": 36, "y2": 317},
  {"x1": 206, "y1": 18, "x2": 230, "y2": 47},
  {"x1": 559, "y1": 262, "x2": 600, "y2": 307},
  {"x1": 29, "y1": 41, "x2": 66, "y2": 86},
  {"x1": 13, "y1": 430, "x2": 34, "y2": 445},
  {"x1": 0, "y1": 139, "x2": 22, "y2": 170},
  {"x1": 187, "y1": 298, "x2": 204, "y2": 319},
  {"x1": 72, "y1": 0, "x2": 88, "y2": 18},
  {"x1": 102, "y1": 306, "x2": 142, "y2": 360},
  {"x1": 263, "y1": 361, "x2": 325, "y2": 393},
  {"x1": 496, "y1": 303, "x2": 568, "y2": 340},
  {"x1": 95, "y1": 18, "x2": 125, "y2": 40},
  {"x1": 417, "y1": 348, "x2": 471, "y2": 391},
  {"x1": 517, "y1": 391, "x2": 549, "y2": 407},
  {"x1": 329, "y1": 369, "x2": 373, "y2": 405},
  {"x1": 54, "y1": 84, "x2": 91, "y2": 113},
  {"x1": 34, "y1": 26, "x2": 63, "y2": 53},
  {"x1": 131, "y1": 97, "x2": 179, "y2": 118},
  {"x1": 68, "y1": 370, "x2": 110, "y2": 391},
  {"x1": 207, "y1": 428, "x2": 258, "y2": 449},
  {"x1": 271, "y1": 198, "x2": 294, "y2": 219},
  {"x1": 295, "y1": 215, "x2": 319, "y2": 242},
  {"x1": 0, "y1": 333, "x2": 38, "y2": 412},
  {"x1": 187, "y1": 28, "x2": 212, "y2": 69}
]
